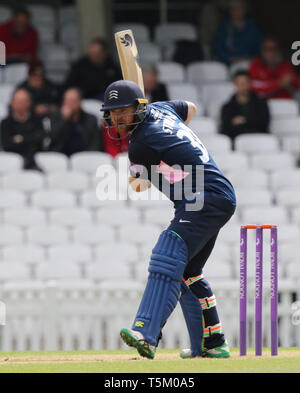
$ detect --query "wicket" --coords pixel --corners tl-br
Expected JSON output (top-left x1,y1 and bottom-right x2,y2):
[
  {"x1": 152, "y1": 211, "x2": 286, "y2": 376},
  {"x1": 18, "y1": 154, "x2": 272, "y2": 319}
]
[{"x1": 240, "y1": 225, "x2": 278, "y2": 356}]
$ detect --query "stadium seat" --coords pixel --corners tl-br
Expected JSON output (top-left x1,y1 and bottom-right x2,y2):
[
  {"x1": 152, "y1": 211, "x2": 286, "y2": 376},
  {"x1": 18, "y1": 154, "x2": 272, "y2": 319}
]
[
  {"x1": 0, "y1": 224, "x2": 24, "y2": 246},
  {"x1": 28, "y1": 5, "x2": 55, "y2": 26},
  {"x1": 250, "y1": 153, "x2": 296, "y2": 171},
  {"x1": 227, "y1": 170, "x2": 269, "y2": 190},
  {"x1": 189, "y1": 117, "x2": 217, "y2": 136},
  {"x1": 203, "y1": 262, "x2": 233, "y2": 280},
  {"x1": 291, "y1": 207, "x2": 300, "y2": 224},
  {"x1": 268, "y1": 99, "x2": 299, "y2": 118},
  {"x1": 114, "y1": 23, "x2": 150, "y2": 42},
  {"x1": 70, "y1": 152, "x2": 113, "y2": 174},
  {"x1": 0, "y1": 191, "x2": 26, "y2": 209},
  {"x1": 119, "y1": 223, "x2": 161, "y2": 244},
  {"x1": 3, "y1": 245, "x2": 45, "y2": 264},
  {"x1": 270, "y1": 169, "x2": 300, "y2": 190},
  {"x1": 143, "y1": 207, "x2": 174, "y2": 226},
  {"x1": 48, "y1": 244, "x2": 92, "y2": 263},
  {"x1": 58, "y1": 6, "x2": 77, "y2": 25},
  {"x1": 276, "y1": 189, "x2": 300, "y2": 208},
  {"x1": 235, "y1": 189, "x2": 273, "y2": 207},
  {"x1": 154, "y1": 23, "x2": 197, "y2": 46},
  {"x1": 279, "y1": 243, "x2": 300, "y2": 265},
  {"x1": 0, "y1": 262, "x2": 31, "y2": 282},
  {"x1": 0, "y1": 153, "x2": 23, "y2": 174},
  {"x1": 95, "y1": 242, "x2": 138, "y2": 264},
  {"x1": 167, "y1": 83, "x2": 201, "y2": 110},
  {"x1": 229, "y1": 60, "x2": 251, "y2": 77},
  {"x1": 157, "y1": 62, "x2": 185, "y2": 83},
  {"x1": 0, "y1": 6, "x2": 11, "y2": 23},
  {"x1": 0, "y1": 84, "x2": 14, "y2": 106},
  {"x1": 80, "y1": 190, "x2": 127, "y2": 209},
  {"x1": 213, "y1": 152, "x2": 249, "y2": 172},
  {"x1": 2, "y1": 171, "x2": 45, "y2": 193},
  {"x1": 81, "y1": 99, "x2": 103, "y2": 125},
  {"x1": 27, "y1": 225, "x2": 70, "y2": 247},
  {"x1": 49, "y1": 208, "x2": 93, "y2": 227},
  {"x1": 271, "y1": 117, "x2": 300, "y2": 136},
  {"x1": 96, "y1": 207, "x2": 140, "y2": 225},
  {"x1": 3, "y1": 63, "x2": 28, "y2": 84},
  {"x1": 72, "y1": 224, "x2": 115, "y2": 245},
  {"x1": 201, "y1": 134, "x2": 232, "y2": 154},
  {"x1": 86, "y1": 260, "x2": 133, "y2": 281},
  {"x1": 34, "y1": 152, "x2": 69, "y2": 173},
  {"x1": 282, "y1": 136, "x2": 300, "y2": 157},
  {"x1": 200, "y1": 82, "x2": 235, "y2": 109},
  {"x1": 31, "y1": 190, "x2": 76, "y2": 209},
  {"x1": 138, "y1": 42, "x2": 162, "y2": 64},
  {"x1": 36, "y1": 260, "x2": 82, "y2": 281},
  {"x1": 35, "y1": 24, "x2": 55, "y2": 44},
  {"x1": 235, "y1": 134, "x2": 280, "y2": 154},
  {"x1": 0, "y1": 102, "x2": 8, "y2": 121},
  {"x1": 286, "y1": 259, "x2": 300, "y2": 279},
  {"x1": 241, "y1": 206, "x2": 289, "y2": 225},
  {"x1": 187, "y1": 62, "x2": 229, "y2": 85},
  {"x1": 46, "y1": 171, "x2": 89, "y2": 193},
  {"x1": 3, "y1": 208, "x2": 47, "y2": 227},
  {"x1": 276, "y1": 224, "x2": 300, "y2": 243}
]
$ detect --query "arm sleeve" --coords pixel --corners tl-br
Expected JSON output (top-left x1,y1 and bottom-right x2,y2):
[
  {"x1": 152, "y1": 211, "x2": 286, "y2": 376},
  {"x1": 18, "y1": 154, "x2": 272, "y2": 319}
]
[{"x1": 165, "y1": 100, "x2": 188, "y2": 122}]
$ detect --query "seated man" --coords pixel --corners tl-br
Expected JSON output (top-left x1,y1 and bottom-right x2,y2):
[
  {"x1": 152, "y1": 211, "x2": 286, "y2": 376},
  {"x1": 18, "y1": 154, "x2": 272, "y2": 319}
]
[
  {"x1": 249, "y1": 37, "x2": 300, "y2": 99},
  {"x1": 64, "y1": 38, "x2": 122, "y2": 100},
  {"x1": 0, "y1": 7, "x2": 38, "y2": 64},
  {"x1": 220, "y1": 70, "x2": 270, "y2": 144},
  {"x1": 142, "y1": 64, "x2": 169, "y2": 103},
  {"x1": 0, "y1": 89, "x2": 44, "y2": 170},
  {"x1": 18, "y1": 61, "x2": 60, "y2": 118},
  {"x1": 48, "y1": 88, "x2": 103, "y2": 156}
]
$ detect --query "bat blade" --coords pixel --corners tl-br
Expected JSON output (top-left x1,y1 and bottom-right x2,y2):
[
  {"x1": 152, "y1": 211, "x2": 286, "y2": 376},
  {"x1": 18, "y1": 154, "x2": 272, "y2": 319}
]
[{"x1": 115, "y1": 29, "x2": 144, "y2": 94}]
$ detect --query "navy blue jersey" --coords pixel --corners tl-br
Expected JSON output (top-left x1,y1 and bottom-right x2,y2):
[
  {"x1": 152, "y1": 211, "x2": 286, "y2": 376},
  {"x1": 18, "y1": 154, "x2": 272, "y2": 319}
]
[{"x1": 129, "y1": 101, "x2": 236, "y2": 209}]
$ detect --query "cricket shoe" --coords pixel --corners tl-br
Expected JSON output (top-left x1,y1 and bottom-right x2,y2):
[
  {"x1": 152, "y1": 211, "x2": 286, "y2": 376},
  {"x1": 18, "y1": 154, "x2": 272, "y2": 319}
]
[
  {"x1": 120, "y1": 328, "x2": 156, "y2": 359},
  {"x1": 180, "y1": 342, "x2": 230, "y2": 359}
]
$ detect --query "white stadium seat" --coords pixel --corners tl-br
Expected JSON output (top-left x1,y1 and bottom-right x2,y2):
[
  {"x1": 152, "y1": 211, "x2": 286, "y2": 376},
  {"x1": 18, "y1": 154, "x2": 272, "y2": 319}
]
[
  {"x1": 0, "y1": 191, "x2": 26, "y2": 209},
  {"x1": 270, "y1": 169, "x2": 300, "y2": 190},
  {"x1": 241, "y1": 206, "x2": 289, "y2": 225},
  {"x1": 3, "y1": 208, "x2": 47, "y2": 227},
  {"x1": 268, "y1": 99, "x2": 299, "y2": 118},
  {"x1": 201, "y1": 134, "x2": 232, "y2": 154},
  {"x1": 0, "y1": 153, "x2": 23, "y2": 174},
  {"x1": 58, "y1": 6, "x2": 77, "y2": 26},
  {"x1": 189, "y1": 118, "x2": 217, "y2": 137},
  {"x1": 119, "y1": 223, "x2": 161, "y2": 245},
  {"x1": 96, "y1": 208, "x2": 140, "y2": 225},
  {"x1": 86, "y1": 260, "x2": 133, "y2": 281},
  {"x1": 95, "y1": 242, "x2": 138, "y2": 264},
  {"x1": 46, "y1": 171, "x2": 89, "y2": 193},
  {"x1": 3, "y1": 245, "x2": 45, "y2": 264},
  {"x1": 36, "y1": 260, "x2": 82, "y2": 281},
  {"x1": 0, "y1": 262, "x2": 31, "y2": 282},
  {"x1": 157, "y1": 62, "x2": 185, "y2": 83},
  {"x1": 0, "y1": 6, "x2": 11, "y2": 23},
  {"x1": 154, "y1": 23, "x2": 197, "y2": 45},
  {"x1": 213, "y1": 152, "x2": 249, "y2": 172},
  {"x1": 4, "y1": 63, "x2": 28, "y2": 84},
  {"x1": 49, "y1": 208, "x2": 93, "y2": 227},
  {"x1": 2, "y1": 171, "x2": 45, "y2": 192},
  {"x1": 291, "y1": 207, "x2": 300, "y2": 224},
  {"x1": 31, "y1": 190, "x2": 76, "y2": 209},
  {"x1": 48, "y1": 244, "x2": 92, "y2": 263},
  {"x1": 286, "y1": 259, "x2": 300, "y2": 279},
  {"x1": 282, "y1": 136, "x2": 300, "y2": 156},
  {"x1": 229, "y1": 60, "x2": 251, "y2": 77},
  {"x1": 139, "y1": 42, "x2": 162, "y2": 64},
  {"x1": 114, "y1": 23, "x2": 150, "y2": 42},
  {"x1": 235, "y1": 134, "x2": 280, "y2": 154},
  {"x1": 235, "y1": 189, "x2": 273, "y2": 207},
  {"x1": 250, "y1": 153, "x2": 296, "y2": 171},
  {"x1": 276, "y1": 189, "x2": 300, "y2": 208},
  {"x1": 227, "y1": 170, "x2": 269, "y2": 190},
  {"x1": 72, "y1": 224, "x2": 115, "y2": 245},
  {"x1": 143, "y1": 208, "x2": 174, "y2": 226},
  {"x1": 28, "y1": 5, "x2": 55, "y2": 26},
  {"x1": 0, "y1": 225, "x2": 24, "y2": 246},
  {"x1": 271, "y1": 117, "x2": 300, "y2": 136},
  {"x1": 70, "y1": 152, "x2": 112, "y2": 174},
  {"x1": 201, "y1": 82, "x2": 235, "y2": 109},
  {"x1": 0, "y1": 84, "x2": 15, "y2": 106},
  {"x1": 202, "y1": 262, "x2": 233, "y2": 280},
  {"x1": 167, "y1": 83, "x2": 199, "y2": 103},
  {"x1": 81, "y1": 99, "x2": 103, "y2": 125},
  {"x1": 187, "y1": 61, "x2": 229, "y2": 85},
  {"x1": 27, "y1": 225, "x2": 70, "y2": 246},
  {"x1": 34, "y1": 152, "x2": 69, "y2": 173},
  {"x1": 80, "y1": 190, "x2": 127, "y2": 209}
]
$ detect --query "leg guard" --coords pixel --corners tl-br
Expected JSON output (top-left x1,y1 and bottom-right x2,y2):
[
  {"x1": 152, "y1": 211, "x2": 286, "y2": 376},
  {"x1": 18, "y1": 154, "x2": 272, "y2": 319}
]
[
  {"x1": 132, "y1": 230, "x2": 188, "y2": 346},
  {"x1": 179, "y1": 281, "x2": 203, "y2": 357}
]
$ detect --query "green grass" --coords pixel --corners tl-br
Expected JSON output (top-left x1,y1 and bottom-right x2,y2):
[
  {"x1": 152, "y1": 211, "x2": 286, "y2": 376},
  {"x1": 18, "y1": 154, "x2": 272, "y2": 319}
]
[{"x1": 0, "y1": 348, "x2": 299, "y2": 373}]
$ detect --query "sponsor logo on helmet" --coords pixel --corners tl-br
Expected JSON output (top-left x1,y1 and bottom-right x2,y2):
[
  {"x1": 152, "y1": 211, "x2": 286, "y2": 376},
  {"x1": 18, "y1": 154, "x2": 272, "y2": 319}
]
[{"x1": 108, "y1": 90, "x2": 119, "y2": 100}]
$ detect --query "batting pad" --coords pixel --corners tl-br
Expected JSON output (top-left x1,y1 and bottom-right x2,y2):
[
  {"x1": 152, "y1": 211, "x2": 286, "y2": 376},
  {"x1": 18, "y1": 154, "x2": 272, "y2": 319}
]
[
  {"x1": 179, "y1": 281, "x2": 204, "y2": 356},
  {"x1": 132, "y1": 230, "x2": 188, "y2": 346}
]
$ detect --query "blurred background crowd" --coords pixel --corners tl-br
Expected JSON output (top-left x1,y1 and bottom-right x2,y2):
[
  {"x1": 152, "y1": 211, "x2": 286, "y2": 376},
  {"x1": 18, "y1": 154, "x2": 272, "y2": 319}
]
[{"x1": 0, "y1": 0, "x2": 300, "y2": 171}]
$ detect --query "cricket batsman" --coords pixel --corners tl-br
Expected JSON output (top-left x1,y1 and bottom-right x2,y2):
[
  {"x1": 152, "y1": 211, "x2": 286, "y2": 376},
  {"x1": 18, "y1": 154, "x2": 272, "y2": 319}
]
[{"x1": 101, "y1": 80, "x2": 236, "y2": 359}]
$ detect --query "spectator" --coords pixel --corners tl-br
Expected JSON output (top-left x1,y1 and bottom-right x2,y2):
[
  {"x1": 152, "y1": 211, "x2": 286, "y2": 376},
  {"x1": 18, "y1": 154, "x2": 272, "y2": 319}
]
[
  {"x1": 0, "y1": 89, "x2": 44, "y2": 170},
  {"x1": 199, "y1": 0, "x2": 229, "y2": 58},
  {"x1": 0, "y1": 7, "x2": 38, "y2": 64},
  {"x1": 48, "y1": 88, "x2": 103, "y2": 156},
  {"x1": 142, "y1": 64, "x2": 169, "y2": 103},
  {"x1": 18, "y1": 61, "x2": 60, "y2": 118},
  {"x1": 249, "y1": 37, "x2": 300, "y2": 99},
  {"x1": 64, "y1": 38, "x2": 122, "y2": 100},
  {"x1": 213, "y1": 0, "x2": 262, "y2": 65},
  {"x1": 220, "y1": 70, "x2": 270, "y2": 144}
]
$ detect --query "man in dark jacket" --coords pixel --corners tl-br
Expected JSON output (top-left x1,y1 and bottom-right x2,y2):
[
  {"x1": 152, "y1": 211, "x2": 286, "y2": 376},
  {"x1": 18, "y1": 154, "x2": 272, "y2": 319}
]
[
  {"x1": 0, "y1": 89, "x2": 44, "y2": 170},
  {"x1": 220, "y1": 70, "x2": 270, "y2": 145},
  {"x1": 49, "y1": 88, "x2": 103, "y2": 156},
  {"x1": 142, "y1": 64, "x2": 169, "y2": 103},
  {"x1": 64, "y1": 38, "x2": 122, "y2": 100}
]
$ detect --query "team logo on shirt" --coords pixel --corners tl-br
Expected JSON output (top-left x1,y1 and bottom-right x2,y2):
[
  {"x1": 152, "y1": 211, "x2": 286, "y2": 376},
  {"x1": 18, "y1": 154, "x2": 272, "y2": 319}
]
[{"x1": 108, "y1": 90, "x2": 119, "y2": 100}]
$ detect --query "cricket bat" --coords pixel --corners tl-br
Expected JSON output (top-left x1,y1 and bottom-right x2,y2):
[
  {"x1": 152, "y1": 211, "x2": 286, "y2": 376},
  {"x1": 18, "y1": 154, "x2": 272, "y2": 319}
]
[{"x1": 114, "y1": 29, "x2": 145, "y2": 94}]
